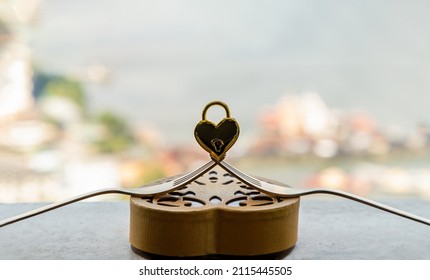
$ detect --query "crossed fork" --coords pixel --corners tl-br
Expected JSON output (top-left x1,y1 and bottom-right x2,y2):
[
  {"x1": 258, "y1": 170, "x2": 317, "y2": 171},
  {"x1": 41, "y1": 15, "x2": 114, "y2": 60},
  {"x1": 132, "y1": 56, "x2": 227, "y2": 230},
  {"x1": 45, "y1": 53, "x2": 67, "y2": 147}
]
[{"x1": 1, "y1": 158, "x2": 429, "y2": 228}]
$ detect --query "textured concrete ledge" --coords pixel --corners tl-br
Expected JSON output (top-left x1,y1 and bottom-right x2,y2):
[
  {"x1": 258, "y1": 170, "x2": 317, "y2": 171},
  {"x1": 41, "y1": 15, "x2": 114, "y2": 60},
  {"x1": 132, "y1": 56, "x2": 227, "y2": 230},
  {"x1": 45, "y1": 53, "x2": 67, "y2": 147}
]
[{"x1": 0, "y1": 199, "x2": 429, "y2": 259}]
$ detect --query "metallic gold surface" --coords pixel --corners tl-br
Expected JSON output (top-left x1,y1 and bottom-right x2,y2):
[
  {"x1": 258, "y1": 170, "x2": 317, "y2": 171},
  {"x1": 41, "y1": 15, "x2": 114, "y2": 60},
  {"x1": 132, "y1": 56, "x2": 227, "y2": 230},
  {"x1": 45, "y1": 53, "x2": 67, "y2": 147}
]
[
  {"x1": 194, "y1": 101, "x2": 240, "y2": 161},
  {"x1": 130, "y1": 165, "x2": 299, "y2": 257}
]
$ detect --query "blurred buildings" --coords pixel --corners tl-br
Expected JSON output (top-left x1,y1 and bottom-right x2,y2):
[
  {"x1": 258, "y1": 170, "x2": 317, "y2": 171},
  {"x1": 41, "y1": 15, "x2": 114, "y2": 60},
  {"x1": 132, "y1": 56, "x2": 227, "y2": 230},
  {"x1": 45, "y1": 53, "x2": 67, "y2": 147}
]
[
  {"x1": 0, "y1": 1, "x2": 190, "y2": 202},
  {"x1": 253, "y1": 92, "x2": 430, "y2": 158},
  {"x1": 250, "y1": 93, "x2": 430, "y2": 198},
  {"x1": 1, "y1": 1, "x2": 430, "y2": 202}
]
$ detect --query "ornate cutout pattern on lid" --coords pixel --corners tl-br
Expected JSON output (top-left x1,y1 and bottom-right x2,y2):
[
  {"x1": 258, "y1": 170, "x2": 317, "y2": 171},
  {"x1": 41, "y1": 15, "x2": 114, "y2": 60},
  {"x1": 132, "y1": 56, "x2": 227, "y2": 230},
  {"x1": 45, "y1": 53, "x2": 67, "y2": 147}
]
[{"x1": 140, "y1": 166, "x2": 283, "y2": 209}]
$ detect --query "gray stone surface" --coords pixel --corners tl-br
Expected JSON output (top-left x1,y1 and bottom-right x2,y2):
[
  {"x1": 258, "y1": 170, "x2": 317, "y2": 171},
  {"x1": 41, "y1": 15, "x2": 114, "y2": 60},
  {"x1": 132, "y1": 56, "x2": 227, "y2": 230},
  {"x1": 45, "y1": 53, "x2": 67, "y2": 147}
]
[{"x1": 0, "y1": 199, "x2": 429, "y2": 259}]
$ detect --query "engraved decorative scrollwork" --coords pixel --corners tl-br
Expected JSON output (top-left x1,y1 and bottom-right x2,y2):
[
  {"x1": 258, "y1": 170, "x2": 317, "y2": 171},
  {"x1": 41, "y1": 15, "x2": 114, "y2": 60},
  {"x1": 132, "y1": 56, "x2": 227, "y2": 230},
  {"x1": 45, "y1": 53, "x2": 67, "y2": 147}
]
[{"x1": 141, "y1": 166, "x2": 280, "y2": 209}]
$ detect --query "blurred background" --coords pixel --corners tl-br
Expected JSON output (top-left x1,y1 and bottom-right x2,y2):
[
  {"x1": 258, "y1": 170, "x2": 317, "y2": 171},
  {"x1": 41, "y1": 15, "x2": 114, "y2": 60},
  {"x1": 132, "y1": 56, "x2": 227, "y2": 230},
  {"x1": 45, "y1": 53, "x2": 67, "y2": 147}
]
[{"x1": 1, "y1": 0, "x2": 430, "y2": 202}]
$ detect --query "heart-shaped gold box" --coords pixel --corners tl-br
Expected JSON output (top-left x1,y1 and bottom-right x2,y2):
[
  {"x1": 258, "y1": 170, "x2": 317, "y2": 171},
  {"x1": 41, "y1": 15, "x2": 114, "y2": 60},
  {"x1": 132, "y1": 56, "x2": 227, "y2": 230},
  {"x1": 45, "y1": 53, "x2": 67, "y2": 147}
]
[{"x1": 129, "y1": 166, "x2": 299, "y2": 258}]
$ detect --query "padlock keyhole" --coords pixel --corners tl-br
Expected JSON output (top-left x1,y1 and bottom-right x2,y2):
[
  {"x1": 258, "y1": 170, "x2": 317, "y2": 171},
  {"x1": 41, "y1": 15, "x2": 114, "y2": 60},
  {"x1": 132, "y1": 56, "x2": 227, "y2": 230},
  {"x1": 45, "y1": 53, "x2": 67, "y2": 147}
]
[{"x1": 211, "y1": 138, "x2": 224, "y2": 153}]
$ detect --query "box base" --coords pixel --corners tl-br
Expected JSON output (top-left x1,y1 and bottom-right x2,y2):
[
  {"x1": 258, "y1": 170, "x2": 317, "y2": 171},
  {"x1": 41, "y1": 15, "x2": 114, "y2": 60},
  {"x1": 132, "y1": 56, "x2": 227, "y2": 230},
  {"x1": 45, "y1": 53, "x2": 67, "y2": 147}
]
[{"x1": 131, "y1": 245, "x2": 296, "y2": 260}]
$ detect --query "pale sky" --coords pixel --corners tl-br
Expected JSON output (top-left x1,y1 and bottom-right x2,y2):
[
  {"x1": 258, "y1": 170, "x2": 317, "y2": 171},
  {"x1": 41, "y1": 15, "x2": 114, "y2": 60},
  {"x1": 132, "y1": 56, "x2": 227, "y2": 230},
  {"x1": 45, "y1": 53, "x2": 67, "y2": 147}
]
[{"x1": 29, "y1": 0, "x2": 430, "y2": 142}]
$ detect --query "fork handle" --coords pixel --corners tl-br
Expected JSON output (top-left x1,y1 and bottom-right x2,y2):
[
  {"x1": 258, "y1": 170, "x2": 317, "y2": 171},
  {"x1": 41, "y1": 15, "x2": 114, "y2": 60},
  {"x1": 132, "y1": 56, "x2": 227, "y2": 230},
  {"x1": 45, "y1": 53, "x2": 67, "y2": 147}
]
[
  {"x1": 217, "y1": 160, "x2": 430, "y2": 227},
  {"x1": 291, "y1": 188, "x2": 430, "y2": 227},
  {"x1": 0, "y1": 188, "x2": 133, "y2": 228},
  {"x1": 0, "y1": 160, "x2": 218, "y2": 228}
]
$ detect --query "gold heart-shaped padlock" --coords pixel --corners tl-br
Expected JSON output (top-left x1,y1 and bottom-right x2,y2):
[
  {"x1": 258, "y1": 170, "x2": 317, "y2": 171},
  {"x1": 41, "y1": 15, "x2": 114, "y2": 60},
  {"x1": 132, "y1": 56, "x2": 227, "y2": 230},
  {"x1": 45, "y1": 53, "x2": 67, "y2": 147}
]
[{"x1": 194, "y1": 101, "x2": 240, "y2": 161}]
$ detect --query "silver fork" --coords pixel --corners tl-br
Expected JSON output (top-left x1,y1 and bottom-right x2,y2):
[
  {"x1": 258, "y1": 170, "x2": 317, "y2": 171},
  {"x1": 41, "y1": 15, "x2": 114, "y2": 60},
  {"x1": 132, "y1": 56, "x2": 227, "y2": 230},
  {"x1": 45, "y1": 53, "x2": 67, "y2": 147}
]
[
  {"x1": 0, "y1": 160, "x2": 217, "y2": 228},
  {"x1": 2, "y1": 159, "x2": 430, "y2": 228},
  {"x1": 217, "y1": 160, "x2": 430, "y2": 226}
]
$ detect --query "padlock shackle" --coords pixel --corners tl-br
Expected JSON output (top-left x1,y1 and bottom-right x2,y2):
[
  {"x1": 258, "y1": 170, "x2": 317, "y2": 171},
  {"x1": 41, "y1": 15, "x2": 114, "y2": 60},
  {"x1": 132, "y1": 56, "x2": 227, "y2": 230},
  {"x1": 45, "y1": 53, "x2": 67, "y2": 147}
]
[{"x1": 202, "y1": 101, "x2": 231, "y2": 120}]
